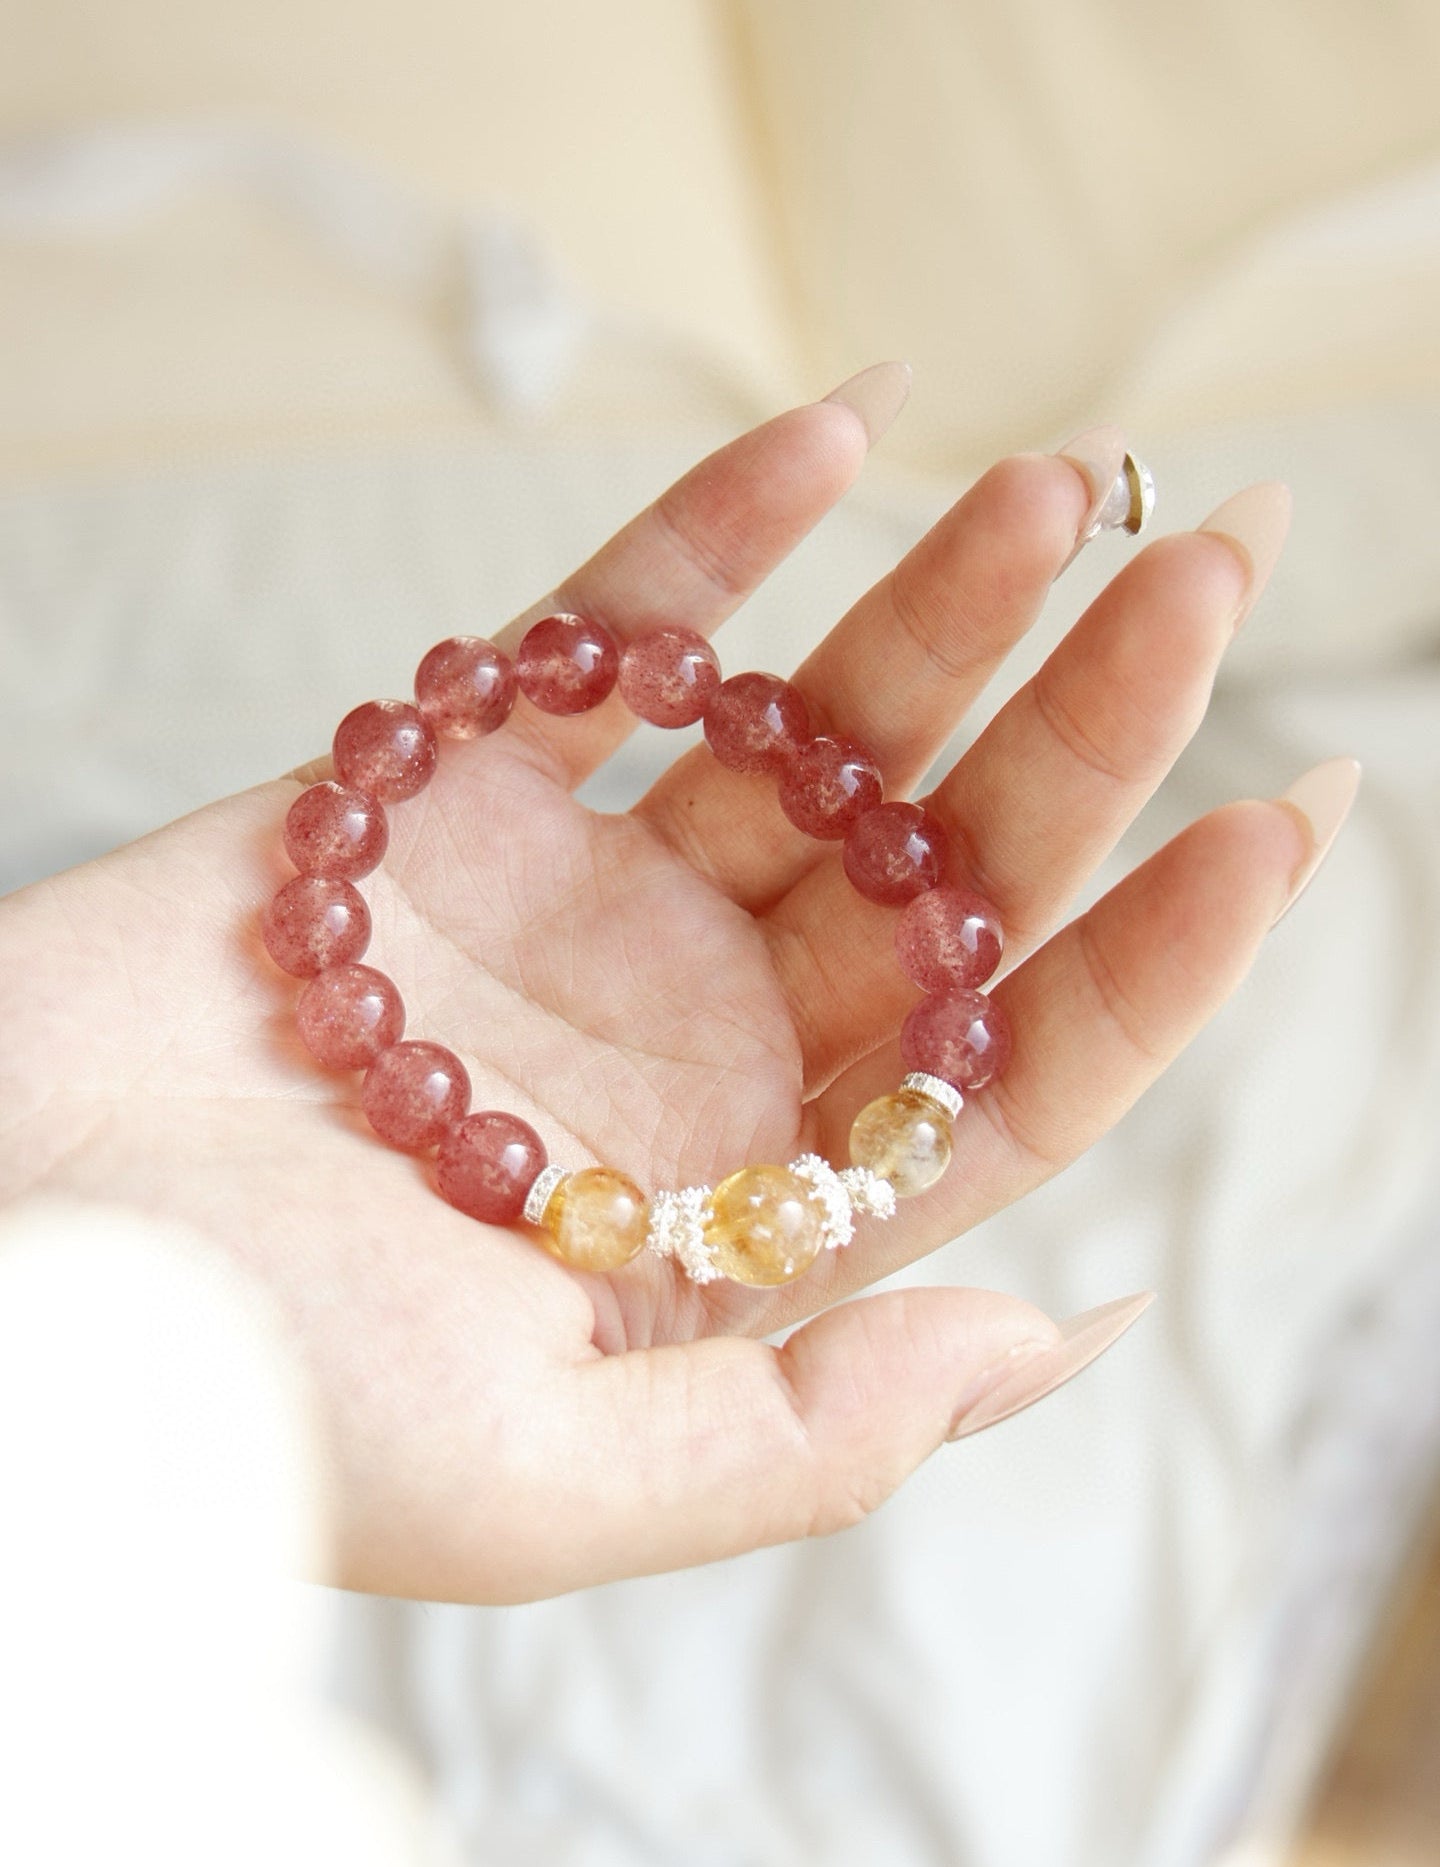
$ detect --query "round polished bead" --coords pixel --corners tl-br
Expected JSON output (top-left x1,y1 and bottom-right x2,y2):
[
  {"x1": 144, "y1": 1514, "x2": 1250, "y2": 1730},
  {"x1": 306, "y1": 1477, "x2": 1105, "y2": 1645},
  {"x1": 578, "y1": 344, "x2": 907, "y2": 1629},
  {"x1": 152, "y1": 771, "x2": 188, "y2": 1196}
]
[
  {"x1": 437, "y1": 1111, "x2": 547, "y2": 1224},
  {"x1": 296, "y1": 963, "x2": 405, "y2": 1070},
  {"x1": 849, "y1": 1088, "x2": 953, "y2": 1197},
  {"x1": 333, "y1": 700, "x2": 438, "y2": 803},
  {"x1": 262, "y1": 875, "x2": 371, "y2": 978},
  {"x1": 414, "y1": 636, "x2": 517, "y2": 739},
  {"x1": 702, "y1": 672, "x2": 810, "y2": 774},
  {"x1": 778, "y1": 734, "x2": 884, "y2": 839},
  {"x1": 617, "y1": 625, "x2": 721, "y2": 727},
  {"x1": 361, "y1": 1040, "x2": 470, "y2": 1151},
  {"x1": 515, "y1": 613, "x2": 620, "y2": 714},
  {"x1": 842, "y1": 802, "x2": 948, "y2": 905},
  {"x1": 900, "y1": 987, "x2": 1012, "y2": 1091},
  {"x1": 283, "y1": 781, "x2": 388, "y2": 881},
  {"x1": 895, "y1": 883, "x2": 1004, "y2": 991},
  {"x1": 536, "y1": 1166, "x2": 649, "y2": 1271},
  {"x1": 703, "y1": 1163, "x2": 826, "y2": 1286}
]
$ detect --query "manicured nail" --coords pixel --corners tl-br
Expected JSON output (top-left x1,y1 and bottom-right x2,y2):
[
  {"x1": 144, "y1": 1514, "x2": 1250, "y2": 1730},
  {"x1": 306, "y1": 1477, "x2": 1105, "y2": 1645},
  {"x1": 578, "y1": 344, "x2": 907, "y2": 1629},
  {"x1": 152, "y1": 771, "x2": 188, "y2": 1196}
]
[
  {"x1": 1056, "y1": 424, "x2": 1129, "y2": 540},
  {"x1": 822, "y1": 361, "x2": 913, "y2": 448},
  {"x1": 947, "y1": 1292, "x2": 1154, "y2": 1441},
  {"x1": 1272, "y1": 756, "x2": 1361, "y2": 926},
  {"x1": 1197, "y1": 481, "x2": 1292, "y2": 632}
]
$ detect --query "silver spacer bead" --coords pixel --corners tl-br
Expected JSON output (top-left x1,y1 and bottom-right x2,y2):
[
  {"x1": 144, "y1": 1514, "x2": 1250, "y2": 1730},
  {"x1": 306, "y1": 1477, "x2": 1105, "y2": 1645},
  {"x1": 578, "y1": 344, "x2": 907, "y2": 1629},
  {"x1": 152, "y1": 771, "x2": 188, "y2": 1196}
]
[
  {"x1": 646, "y1": 1184, "x2": 719, "y2": 1283},
  {"x1": 837, "y1": 1166, "x2": 897, "y2": 1221},
  {"x1": 788, "y1": 1153, "x2": 856, "y2": 1251},
  {"x1": 901, "y1": 1072, "x2": 964, "y2": 1121},
  {"x1": 522, "y1": 1164, "x2": 569, "y2": 1227},
  {"x1": 1081, "y1": 450, "x2": 1155, "y2": 544}
]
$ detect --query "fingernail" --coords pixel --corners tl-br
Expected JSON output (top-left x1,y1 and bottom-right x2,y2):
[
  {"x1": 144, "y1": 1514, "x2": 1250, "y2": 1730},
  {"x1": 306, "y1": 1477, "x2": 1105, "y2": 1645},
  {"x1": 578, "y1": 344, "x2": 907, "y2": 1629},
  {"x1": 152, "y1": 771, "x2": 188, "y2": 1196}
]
[
  {"x1": 1056, "y1": 424, "x2": 1129, "y2": 539},
  {"x1": 947, "y1": 1292, "x2": 1154, "y2": 1441},
  {"x1": 1197, "y1": 481, "x2": 1292, "y2": 632},
  {"x1": 822, "y1": 361, "x2": 913, "y2": 448},
  {"x1": 1272, "y1": 756, "x2": 1362, "y2": 926}
]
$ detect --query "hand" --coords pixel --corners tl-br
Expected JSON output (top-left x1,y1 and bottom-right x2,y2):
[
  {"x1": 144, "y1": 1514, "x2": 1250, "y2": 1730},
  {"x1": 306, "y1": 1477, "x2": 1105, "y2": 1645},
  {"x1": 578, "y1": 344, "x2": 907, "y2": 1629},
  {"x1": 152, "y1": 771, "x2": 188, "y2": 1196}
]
[{"x1": 0, "y1": 372, "x2": 1326, "y2": 1603}]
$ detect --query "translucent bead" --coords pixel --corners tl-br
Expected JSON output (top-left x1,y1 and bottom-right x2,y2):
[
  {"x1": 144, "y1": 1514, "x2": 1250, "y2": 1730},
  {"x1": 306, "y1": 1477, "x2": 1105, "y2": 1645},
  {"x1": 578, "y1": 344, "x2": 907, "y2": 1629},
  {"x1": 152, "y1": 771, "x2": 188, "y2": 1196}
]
[
  {"x1": 895, "y1": 883, "x2": 1004, "y2": 991},
  {"x1": 900, "y1": 988, "x2": 1012, "y2": 1091},
  {"x1": 283, "y1": 781, "x2": 388, "y2": 880},
  {"x1": 333, "y1": 700, "x2": 438, "y2": 803},
  {"x1": 296, "y1": 963, "x2": 405, "y2": 1070},
  {"x1": 849, "y1": 1088, "x2": 953, "y2": 1197},
  {"x1": 617, "y1": 625, "x2": 721, "y2": 727},
  {"x1": 842, "y1": 802, "x2": 948, "y2": 905},
  {"x1": 515, "y1": 613, "x2": 620, "y2": 714},
  {"x1": 537, "y1": 1167, "x2": 649, "y2": 1271},
  {"x1": 437, "y1": 1110, "x2": 547, "y2": 1223},
  {"x1": 778, "y1": 734, "x2": 883, "y2": 839},
  {"x1": 361, "y1": 1040, "x2": 470, "y2": 1150},
  {"x1": 703, "y1": 1163, "x2": 825, "y2": 1286},
  {"x1": 262, "y1": 874, "x2": 371, "y2": 977},
  {"x1": 414, "y1": 636, "x2": 517, "y2": 739},
  {"x1": 703, "y1": 672, "x2": 810, "y2": 773}
]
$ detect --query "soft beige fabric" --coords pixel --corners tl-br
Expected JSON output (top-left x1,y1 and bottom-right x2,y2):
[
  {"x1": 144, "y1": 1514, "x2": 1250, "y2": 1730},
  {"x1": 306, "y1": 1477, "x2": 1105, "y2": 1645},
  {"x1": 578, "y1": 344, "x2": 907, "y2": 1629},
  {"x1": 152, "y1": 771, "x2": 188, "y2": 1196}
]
[{"x1": 733, "y1": 0, "x2": 1440, "y2": 466}]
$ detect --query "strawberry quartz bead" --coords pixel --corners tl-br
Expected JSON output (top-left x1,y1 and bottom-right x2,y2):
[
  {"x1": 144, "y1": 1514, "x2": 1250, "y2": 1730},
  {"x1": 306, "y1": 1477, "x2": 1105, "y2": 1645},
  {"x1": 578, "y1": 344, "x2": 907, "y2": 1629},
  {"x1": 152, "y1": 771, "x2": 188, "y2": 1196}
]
[
  {"x1": 703, "y1": 671, "x2": 810, "y2": 773},
  {"x1": 296, "y1": 963, "x2": 405, "y2": 1070},
  {"x1": 333, "y1": 700, "x2": 438, "y2": 803},
  {"x1": 900, "y1": 987, "x2": 1012, "y2": 1091},
  {"x1": 842, "y1": 802, "x2": 947, "y2": 905},
  {"x1": 414, "y1": 636, "x2": 517, "y2": 739},
  {"x1": 515, "y1": 613, "x2": 620, "y2": 714},
  {"x1": 438, "y1": 1111, "x2": 547, "y2": 1223},
  {"x1": 778, "y1": 735, "x2": 883, "y2": 839},
  {"x1": 262, "y1": 875, "x2": 371, "y2": 977},
  {"x1": 617, "y1": 625, "x2": 720, "y2": 727},
  {"x1": 284, "y1": 782, "x2": 388, "y2": 880},
  {"x1": 895, "y1": 883, "x2": 1004, "y2": 992},
  {"x1": 361, "y1": 1041, "x2": 471, "y2": 1151}
]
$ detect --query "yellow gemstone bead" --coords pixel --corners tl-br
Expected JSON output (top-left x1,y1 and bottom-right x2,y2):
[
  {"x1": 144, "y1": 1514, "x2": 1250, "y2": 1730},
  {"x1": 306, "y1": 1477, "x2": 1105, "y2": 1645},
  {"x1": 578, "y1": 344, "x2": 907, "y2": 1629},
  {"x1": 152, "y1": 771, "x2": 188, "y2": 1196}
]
[
  {"x1": 848, "y1": 1088, "x2": 953, "y2": 1197},
  {"x1": 539, "y1": 1167, "x2": 649, "y2": 1272},
  {"x1": 703, "y1": 1163, "x2": 826, "y2": 1287}
]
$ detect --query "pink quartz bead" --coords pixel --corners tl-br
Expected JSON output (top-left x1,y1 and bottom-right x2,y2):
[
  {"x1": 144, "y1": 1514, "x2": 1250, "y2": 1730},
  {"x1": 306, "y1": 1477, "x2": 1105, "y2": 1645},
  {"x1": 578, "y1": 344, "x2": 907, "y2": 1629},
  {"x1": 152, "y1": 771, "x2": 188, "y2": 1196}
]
[
  {"x1": 284, "y1": 781, "x2": 389, "y2": 881},
  {"x1": 900, "y1": 987, "x2": 1012, "y2": 1091},
  {"x1": 515, "y1": 613, "x2": 620, "y2": 714},
  {"x1": 296, "y1": 963, "x2": 405, "y2": 1071},
  {"x1": 332, "y1": 700, "x2": 438, "y2": 803},
  {"x1": 414, "y1": 636, "x2": 517, "y2": 740},
  {"x1": 778, "y1": 734, "x2": 884, "y2": 839},
  {"x1": 842, "y1": 802, "x2": 948, "y2": 905},
  {"x1": 617, "y1": 625, "x2": 721, "y2": 727},
  {"x1": 437, "y1": 1111, "x2": 547, "y2": 1223},
  {"x1": 262, "y1": 875, "x2": 371, "y2": 978},
  {"x1": 702, "y1": 671, "x2": 810, "y2": 774},
  {"x1": 895, "y1": 883, "x2": 1004, "y2": 992},
  {"x1": 361, "y1": 1040, "x2": 471, "y2": 1151}
]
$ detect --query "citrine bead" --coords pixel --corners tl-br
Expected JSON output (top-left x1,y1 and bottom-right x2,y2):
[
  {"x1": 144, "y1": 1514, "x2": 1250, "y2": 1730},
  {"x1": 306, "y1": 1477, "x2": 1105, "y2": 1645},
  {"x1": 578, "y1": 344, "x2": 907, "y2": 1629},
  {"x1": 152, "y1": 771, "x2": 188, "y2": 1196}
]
[
  {"x1": 848, "y1": 1088, "x2": 953, "y2": 1197},
  {"x1": 702, "y1": 1163, "x2": 825, "y2": 1286},
  {"x1": 538, "y1": 1167, "x2": 650, "y2": 1271}
]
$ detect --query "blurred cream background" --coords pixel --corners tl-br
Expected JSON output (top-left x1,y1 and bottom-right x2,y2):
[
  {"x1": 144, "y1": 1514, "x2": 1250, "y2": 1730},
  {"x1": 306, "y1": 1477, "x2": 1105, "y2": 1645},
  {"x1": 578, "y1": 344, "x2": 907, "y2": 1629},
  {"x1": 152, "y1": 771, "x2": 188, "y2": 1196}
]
[{"x1": 1, "y1": 4, "x2": 1439, "y2": 1865}]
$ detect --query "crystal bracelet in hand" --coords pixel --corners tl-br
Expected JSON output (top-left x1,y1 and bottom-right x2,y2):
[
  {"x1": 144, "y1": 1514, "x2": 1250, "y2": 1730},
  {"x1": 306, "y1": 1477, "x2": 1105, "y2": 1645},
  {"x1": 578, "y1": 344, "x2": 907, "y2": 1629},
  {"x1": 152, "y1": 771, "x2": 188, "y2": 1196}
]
[{"x1": 261, "y1": 579, "x2": 1073, "y2": 1288}]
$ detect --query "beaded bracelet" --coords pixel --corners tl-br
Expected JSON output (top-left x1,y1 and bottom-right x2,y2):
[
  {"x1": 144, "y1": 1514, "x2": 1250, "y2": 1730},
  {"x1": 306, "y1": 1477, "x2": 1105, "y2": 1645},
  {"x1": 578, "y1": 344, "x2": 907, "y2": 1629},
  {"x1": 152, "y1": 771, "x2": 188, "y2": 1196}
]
[{"x1": 262, "y1": 617, "x2": 1012, "y2": 1288}]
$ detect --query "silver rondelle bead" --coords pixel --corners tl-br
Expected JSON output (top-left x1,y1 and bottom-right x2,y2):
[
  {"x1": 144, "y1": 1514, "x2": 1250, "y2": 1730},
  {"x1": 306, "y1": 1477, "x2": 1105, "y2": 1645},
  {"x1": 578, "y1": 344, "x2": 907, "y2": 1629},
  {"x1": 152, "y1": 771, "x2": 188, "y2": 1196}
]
[
  {"x1": 901, "y1": 1072, "x2": 964, "y2": 1121},
  {"x1": 523, "y1": 1164, "x2": 569, "y2": 1226}
]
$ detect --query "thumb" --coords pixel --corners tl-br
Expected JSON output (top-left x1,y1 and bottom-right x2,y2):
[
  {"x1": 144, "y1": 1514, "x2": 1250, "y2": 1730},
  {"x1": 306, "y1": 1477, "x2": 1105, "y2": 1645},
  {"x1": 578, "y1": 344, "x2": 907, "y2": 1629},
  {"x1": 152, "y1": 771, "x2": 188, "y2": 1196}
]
[{"x1": 513, "y1": 1285, "x2": 1152, "y2": 1596}]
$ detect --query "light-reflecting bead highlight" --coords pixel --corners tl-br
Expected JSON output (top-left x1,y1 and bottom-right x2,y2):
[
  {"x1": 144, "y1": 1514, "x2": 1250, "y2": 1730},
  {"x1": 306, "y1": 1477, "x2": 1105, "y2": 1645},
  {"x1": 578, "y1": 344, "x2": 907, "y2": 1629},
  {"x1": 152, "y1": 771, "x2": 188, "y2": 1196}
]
[
  {"x1": 333, "y1": 700, "x2": 438, "y2": 803},
  {"x1": 703, "y1": 1163, "x2": 826, "y2": 1286},
  {"x1": 848, "y1": 1087, "x2": 953, "y2": 1197},
  {"x1": 537, "y1": 1166, "x2": 650, "y2": 1271}
]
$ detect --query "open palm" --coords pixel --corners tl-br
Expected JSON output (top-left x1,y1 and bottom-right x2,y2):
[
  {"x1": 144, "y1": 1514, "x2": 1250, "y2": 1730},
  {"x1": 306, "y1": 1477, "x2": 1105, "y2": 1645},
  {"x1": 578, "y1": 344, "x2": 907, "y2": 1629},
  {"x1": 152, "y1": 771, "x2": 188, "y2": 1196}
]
[{"x1": 0, "y1": 375, "x2": 1319, "y2": 1603}]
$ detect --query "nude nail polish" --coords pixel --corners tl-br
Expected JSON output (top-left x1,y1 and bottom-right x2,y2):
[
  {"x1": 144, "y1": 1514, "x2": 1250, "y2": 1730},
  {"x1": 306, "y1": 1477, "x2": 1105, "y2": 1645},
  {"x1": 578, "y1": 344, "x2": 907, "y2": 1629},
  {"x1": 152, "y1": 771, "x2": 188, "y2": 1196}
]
[
  {"x1": 947, "y1": 1292, "x2": 1155, "y2": 1440},
  {"x1": 1056, "y1": 425, "x2": 1129, "y2": 540},
  {"x1": 822, "y1": 361, "x2": 913, "y2": 448},
  {"x1": 1272, "y1": 756, "x2": 1362, "y2": 926},
  {"x1": 1197, "y1": 482, "x2": 1292, "y2": 632}
]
